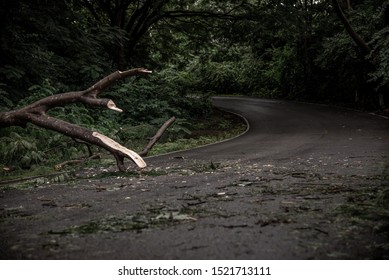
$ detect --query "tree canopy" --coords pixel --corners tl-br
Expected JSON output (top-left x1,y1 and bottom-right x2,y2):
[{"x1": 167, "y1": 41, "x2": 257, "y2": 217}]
[{"x1": 1, "y1": 0, "x2": 388, "y2": 170}]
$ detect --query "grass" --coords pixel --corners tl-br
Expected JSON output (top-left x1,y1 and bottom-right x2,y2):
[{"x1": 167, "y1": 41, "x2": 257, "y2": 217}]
[
  {"x1": 143, "y1": 108, "x2": 246, "y2": 156},
  {"x1": 148, "y1": 137, "x2": 226, "y2": 156}
]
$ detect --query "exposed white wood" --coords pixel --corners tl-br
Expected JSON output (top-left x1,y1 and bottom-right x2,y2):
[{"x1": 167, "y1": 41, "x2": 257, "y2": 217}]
[
  {"x1": 107, "y1": 100, "x2": 123, "y2": 112},
  {"x1": 92, "y1": 132, "x2": 147, "y2": 168}
]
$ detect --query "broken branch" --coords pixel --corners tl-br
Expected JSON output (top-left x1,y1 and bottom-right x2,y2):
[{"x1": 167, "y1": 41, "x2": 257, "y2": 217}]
[
  {"x1": 0, "y1": 68, "x2": 152, "y2": 170},
  {"x1": 55, "y1": 154, "x2": 101, "y2": 170},
  {"x1": 139, "y1": 116, "x2": 176, "y2": 156}
]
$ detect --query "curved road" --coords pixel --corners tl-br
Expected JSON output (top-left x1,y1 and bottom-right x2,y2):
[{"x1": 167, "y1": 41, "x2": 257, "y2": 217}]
[
  {"x1": 152, "y1": 97, "x2": 389, "y2": 164},
  {"x1": 1, "y1": 97, "x2": 389, "y2": 259}
]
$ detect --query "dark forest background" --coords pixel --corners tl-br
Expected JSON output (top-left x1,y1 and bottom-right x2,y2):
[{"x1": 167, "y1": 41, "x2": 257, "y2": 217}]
[{"x1": 0, "y1": 0, "x2": 388, "y2": 170}]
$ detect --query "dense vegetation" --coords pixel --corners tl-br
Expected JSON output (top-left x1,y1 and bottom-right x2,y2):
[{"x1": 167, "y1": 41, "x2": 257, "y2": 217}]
[{"x1": 0, "y1": 0, "x2": 388, "y2": 171}]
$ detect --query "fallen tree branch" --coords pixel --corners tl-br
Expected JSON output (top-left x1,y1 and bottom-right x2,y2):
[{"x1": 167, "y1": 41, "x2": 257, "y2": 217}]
[
  {"x1": 139, "y1": 116, "x2": 176, "y2": 156},
  {"x1": 0, "y1": 68, "x2": 152, "y2": 171},
  {"x1": 72, "y1": 138, "x2": 94, "y2": 157},
  {"x1": 55, "y1": 154, "x2": 101, "y2": 170}
]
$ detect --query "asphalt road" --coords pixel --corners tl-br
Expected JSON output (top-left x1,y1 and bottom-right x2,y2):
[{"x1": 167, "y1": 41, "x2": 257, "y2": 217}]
[
  {"x1": 152, "y1": 97, "x2": 389, "y2": 163},
  {"x1": 1, "y1": 97, "x2": 389, "y2": 259}
]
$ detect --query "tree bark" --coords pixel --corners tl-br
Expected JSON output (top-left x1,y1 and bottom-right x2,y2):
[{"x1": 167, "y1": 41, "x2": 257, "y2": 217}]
[
  {"x1": 77, "y1": 0, "x2": 243, "y2": 67},
  {"x1": 139, "y1": 116, "x2": 176, "y2": 157},
  {"x1": 0, "y1": 68, "x2": 152, "y2": 171},
  {"x1": 331, "y1": 0, "x2": 371, "y2": 55},
  {"x1": 332, "y1": 0, "x2": 388, "y2": 108},
  {"x1": 55, "y1": 154, "x2": 101, "y2": 170}
]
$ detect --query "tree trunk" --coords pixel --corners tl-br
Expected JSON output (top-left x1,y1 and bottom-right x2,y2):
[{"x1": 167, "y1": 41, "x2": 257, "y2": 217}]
[
  {"x1": 331, "y1": 0, "x2": 371, "y2": 55},
  {"x1": 345, "y1": 0, "x2": 351, "y2": 10},
  {"x1": 332, "y1": 0, "x2": 387, "y2": 108}
]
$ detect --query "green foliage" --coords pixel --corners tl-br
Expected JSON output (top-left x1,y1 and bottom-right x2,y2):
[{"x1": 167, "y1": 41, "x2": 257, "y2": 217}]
[
  {"x1": 315, "y1": 32, "x2": 366, "y2": 102},
  {"x1": 1, "y1": 0, "x2": 388, "y2": 109},
  {"x1": 0, "y1": 65, "x2": 25, "y2": 81},
  {"x1": 258, "y1": 45, "x2": 302, "y2": 98},
  {"x1": 79, "y1": 65, "x2": 105, "y2": 81},
  {"x1": 197, "y1": 61, "x2": 240, "y2": 94},
  {"x1": 0, "y1": 84, "x2": 13, "y2": 111},
  {"x1": 105, "y1": 70, "x2": 212, "y2": 125},
  {"x1": 2, "y1": 0, "x2": 389, "y2": 172},
  {"x1": 15, "y1": 79, "x2": 58, "y2": 107},
  {"x1": 368, "y1": 27, "x2": 389, "y2": 90},
  {"x1": 0, "y1": 132, "x2": 44, "y2": 169}
]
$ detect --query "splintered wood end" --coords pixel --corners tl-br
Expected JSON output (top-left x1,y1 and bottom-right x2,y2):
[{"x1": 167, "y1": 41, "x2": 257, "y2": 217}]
[
  {"x1": 107, "y1": 100, "x2": 123, "y2": 112},
  {"x1": 92, "y1": 131, "x2": 147, "y2": 168}
]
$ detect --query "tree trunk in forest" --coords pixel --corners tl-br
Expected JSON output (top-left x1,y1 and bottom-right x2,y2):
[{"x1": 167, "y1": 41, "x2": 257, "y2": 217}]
[
  {"x1": 332, "y1": 0, "x2": 386, "y2": 108},
  {"x1": 345, "y1": 0, "x2": 351, "y2": 10},
  {"x1": 115, "y1": 42, "x2": 128, "y2": 70},
  {"x1": 0, "y1": 68, "x2": 153, "y2": 171},
  {"x1": 331, "y1": 0, "x2": 371, "y2": 55}
]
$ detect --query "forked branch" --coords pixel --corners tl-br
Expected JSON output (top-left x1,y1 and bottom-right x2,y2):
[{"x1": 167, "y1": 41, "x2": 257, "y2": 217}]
[{"x1": 0, "y1": 68, "x2": 152, "y2": 171}]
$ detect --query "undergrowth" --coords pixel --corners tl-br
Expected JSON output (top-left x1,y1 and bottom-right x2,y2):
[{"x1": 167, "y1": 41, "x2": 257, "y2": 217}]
[{"x1": 0, "y1": 109, "x2": 246, "y2": 185}]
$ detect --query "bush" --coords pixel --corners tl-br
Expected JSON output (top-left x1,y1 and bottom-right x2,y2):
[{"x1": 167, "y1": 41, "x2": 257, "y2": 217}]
[
  {"x1": 0, "y1": 131, "x2": 44, "y2": 169},
  {"x1": 368, "y1": 26, "x2": 389, "y2": 90}
]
